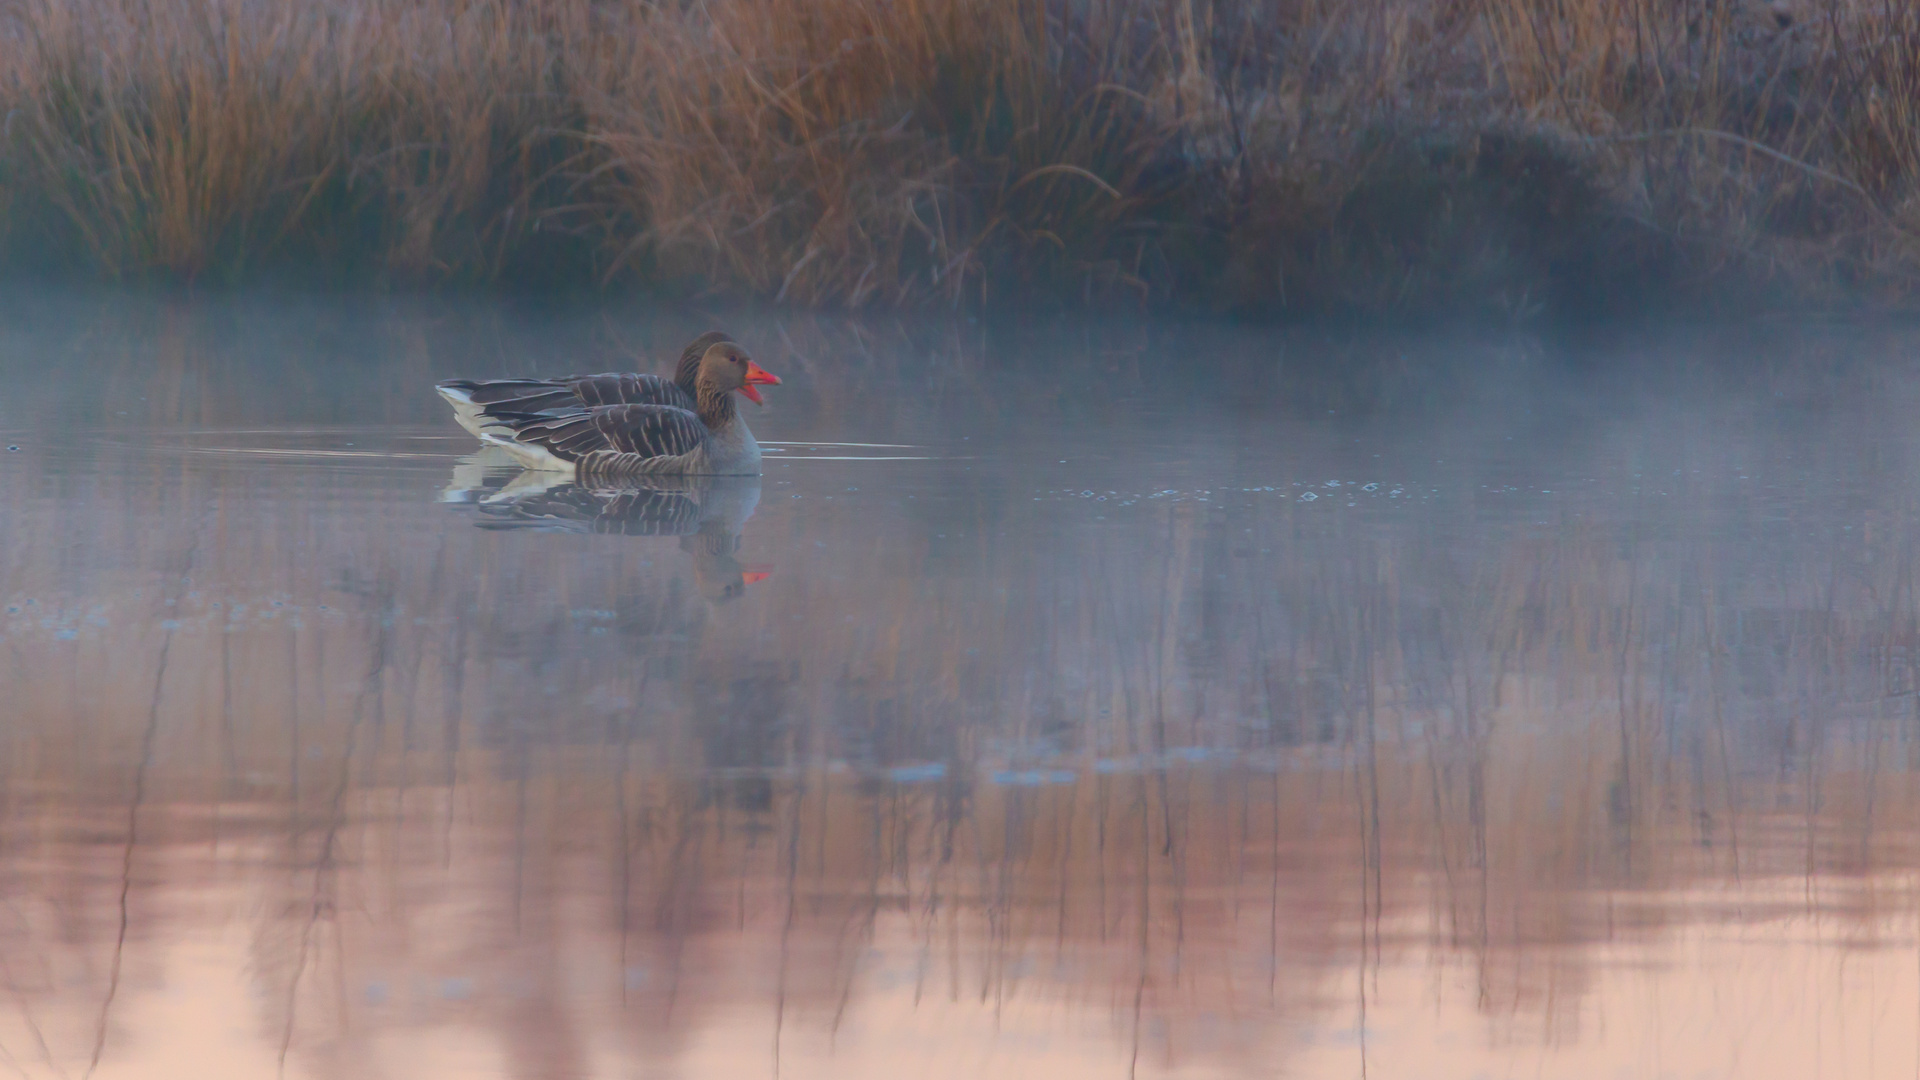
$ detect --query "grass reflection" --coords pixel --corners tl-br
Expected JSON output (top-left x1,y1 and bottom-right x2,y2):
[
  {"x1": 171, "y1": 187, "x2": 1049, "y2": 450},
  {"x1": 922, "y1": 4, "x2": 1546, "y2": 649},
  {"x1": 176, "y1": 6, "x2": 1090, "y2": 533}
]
[{"x1": 4, "y1": 307, "x2": 1920, "y2": 1075}]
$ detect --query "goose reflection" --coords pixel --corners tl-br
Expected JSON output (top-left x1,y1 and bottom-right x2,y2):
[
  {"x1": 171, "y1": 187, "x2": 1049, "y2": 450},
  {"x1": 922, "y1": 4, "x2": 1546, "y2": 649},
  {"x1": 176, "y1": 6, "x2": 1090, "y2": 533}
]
[{"x1": 443, "y1": 463, "x2": 769, "y2": 602}]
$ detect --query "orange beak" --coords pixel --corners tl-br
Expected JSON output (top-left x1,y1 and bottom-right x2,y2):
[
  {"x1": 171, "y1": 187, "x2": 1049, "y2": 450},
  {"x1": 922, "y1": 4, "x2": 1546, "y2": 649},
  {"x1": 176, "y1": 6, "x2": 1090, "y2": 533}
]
[
  {"x1": 740, "y1": 564, "x2": 775, "y2": 585},
  {"x1": 738, "y1": 362, "x2": 781, "y2": 405}
]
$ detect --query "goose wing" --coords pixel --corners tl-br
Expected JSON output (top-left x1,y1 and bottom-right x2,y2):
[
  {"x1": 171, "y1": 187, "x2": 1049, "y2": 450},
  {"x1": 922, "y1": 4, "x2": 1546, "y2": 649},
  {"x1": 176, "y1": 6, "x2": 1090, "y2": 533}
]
[
  {"x1": 437, "y1": 372, "x2": 690, "y2": 414},
  {"x1": 562, "y1": 373, "x2": 692, "y2": 409},
  {"x1": 487, "y1": 404, "x2": 708, "y2": 463},
  {"x1": 437, "y1": 377, "x2": 580, "y2": 414}
]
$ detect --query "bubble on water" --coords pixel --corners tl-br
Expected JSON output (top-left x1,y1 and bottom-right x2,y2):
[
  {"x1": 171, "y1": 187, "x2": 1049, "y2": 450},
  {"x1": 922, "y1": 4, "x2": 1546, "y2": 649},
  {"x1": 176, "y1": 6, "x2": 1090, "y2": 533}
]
[
  {"x1": 1299, "y1": 492, "x2": 1317, "y2": 501},
  {"x1": 1362, "y1": 483, "x2": 1378, "y2": 491}
]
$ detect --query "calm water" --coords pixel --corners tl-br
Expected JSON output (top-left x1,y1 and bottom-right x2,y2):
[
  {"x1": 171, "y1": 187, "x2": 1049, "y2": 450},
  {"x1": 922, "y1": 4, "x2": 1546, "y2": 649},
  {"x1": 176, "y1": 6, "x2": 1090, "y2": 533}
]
[{"x1": 3, "y1": 291, "x2": 1920, "y2": 1078}]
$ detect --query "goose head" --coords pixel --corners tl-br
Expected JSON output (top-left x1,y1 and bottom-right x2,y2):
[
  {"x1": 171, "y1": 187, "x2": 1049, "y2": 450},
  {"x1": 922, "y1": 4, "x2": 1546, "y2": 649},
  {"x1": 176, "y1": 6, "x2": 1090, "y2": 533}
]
[
  {"x1": 673, "y1": 330, "x2": 735, "y2": 390},
  {"x1": 695, "y1": 342, "x2": 781, "y2": 405}
]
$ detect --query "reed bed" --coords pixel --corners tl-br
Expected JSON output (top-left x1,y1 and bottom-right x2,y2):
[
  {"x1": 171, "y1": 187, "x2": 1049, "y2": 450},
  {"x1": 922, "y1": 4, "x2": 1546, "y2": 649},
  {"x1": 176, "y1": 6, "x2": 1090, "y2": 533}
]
[{"x1": 3, "y1": 0, "x2": 1919, "y2": 315}]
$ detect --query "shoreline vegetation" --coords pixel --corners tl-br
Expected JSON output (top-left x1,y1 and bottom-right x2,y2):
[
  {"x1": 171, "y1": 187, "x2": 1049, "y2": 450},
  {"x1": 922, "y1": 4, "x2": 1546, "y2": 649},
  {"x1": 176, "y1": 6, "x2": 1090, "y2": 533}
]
[{"x1": 5, "y1": 0, "x2": 1920, "y2": 319}]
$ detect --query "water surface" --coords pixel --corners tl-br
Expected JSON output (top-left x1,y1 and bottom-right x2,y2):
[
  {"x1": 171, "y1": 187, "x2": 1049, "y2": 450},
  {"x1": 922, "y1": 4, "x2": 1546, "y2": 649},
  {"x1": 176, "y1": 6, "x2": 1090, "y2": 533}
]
[{"x1": 2, "y1": 293, "x2": 1920, "y2": 1078}]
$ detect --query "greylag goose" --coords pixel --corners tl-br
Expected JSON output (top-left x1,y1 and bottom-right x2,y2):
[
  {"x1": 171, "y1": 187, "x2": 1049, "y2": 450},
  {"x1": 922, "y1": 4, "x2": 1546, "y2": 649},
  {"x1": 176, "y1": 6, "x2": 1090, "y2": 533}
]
[
  {"x1": 436, "y1": 330, "x2": 732, "y2": 439},
  {"x1": 477, "y1": 341, "x2": 780, "y2": 479}
]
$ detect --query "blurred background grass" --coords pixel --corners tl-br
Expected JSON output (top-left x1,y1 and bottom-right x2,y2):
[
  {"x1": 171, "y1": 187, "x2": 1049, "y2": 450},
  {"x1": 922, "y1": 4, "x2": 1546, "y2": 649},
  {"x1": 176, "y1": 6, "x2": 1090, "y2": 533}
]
[{"x1": 2, "y1": 0, "x2": 1917, "y2": 318}]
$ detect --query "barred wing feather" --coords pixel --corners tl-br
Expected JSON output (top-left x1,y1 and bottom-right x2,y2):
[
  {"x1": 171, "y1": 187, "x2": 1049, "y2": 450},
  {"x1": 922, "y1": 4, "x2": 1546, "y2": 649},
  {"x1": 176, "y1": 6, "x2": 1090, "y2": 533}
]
[
  {"x1": 564, "y1": 373, "x2": 693, "y2": 409},
  {"x1": 437, "y1": 372, "x2": 691, "y2": 415},
  {"x1": 486, "y1": 404, "x2": 707, "y2": 464},
  {"x1": 596, "y1": 404, "x2": 708, "y2": 458}
]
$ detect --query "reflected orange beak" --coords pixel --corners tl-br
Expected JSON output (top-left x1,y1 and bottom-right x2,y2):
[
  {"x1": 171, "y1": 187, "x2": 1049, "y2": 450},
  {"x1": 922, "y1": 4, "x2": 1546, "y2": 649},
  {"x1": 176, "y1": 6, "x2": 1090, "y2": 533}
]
[
  {"x1": 738, "y1": 362, "x2": 781, "y2": 406},
  {"x1": 741, "y1": 564, "x2": 775, "y2": 586}
]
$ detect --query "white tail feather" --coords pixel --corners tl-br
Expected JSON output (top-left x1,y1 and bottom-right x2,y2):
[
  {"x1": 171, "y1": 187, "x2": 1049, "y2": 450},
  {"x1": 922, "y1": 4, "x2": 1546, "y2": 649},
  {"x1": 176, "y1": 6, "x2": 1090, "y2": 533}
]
[
  {"x1": 437, "y1": 385, "x2": 493, "y2": 439},
  {"x1": 478, "y1": 431, "x2": 577, "y2": 475}
]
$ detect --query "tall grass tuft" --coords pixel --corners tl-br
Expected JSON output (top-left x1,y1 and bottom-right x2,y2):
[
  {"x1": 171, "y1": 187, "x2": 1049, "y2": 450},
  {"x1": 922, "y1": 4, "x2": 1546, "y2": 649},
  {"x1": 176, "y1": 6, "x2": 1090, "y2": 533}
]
[
  {"x1": 2, "y1": 0, "x2": 604, "y2": 282},
  {"x1": 1, "y1": 0, "x2": 1919, "y2": 314}
]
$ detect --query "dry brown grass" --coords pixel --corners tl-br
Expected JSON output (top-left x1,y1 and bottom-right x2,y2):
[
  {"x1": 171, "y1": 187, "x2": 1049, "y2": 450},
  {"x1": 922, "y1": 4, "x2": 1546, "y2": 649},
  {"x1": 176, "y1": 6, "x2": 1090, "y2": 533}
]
[
  {"x1": 0, "y1": 0, "x2": 1918, "y2": 313},
  {"x1": 580, "y1": 0, "x2": 1182, "y2": 304},
  {"x1": 1, "y1": 0, "x2": 601, "y2": 281}
]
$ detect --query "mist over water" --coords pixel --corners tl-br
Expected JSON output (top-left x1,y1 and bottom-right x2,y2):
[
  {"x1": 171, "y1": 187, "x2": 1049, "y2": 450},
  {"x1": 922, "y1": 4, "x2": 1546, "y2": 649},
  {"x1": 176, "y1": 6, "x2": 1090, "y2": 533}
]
[{"x1": 3, "y1": 292, "x2": 1920, "y2": 1078}]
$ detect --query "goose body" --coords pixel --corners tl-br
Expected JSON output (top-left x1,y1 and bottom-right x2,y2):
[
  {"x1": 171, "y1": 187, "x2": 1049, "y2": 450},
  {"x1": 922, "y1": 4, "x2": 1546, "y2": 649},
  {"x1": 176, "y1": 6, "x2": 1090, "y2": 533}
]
[
  {"x1": 435, "y1": 331, "x2": 731, "y2": 439},
  {"x1": 458, "y1": 341, "x2": 780, "y2": 479},
  {"x1": 479, "y1": 401, "x2": 762, "y2": 479}
]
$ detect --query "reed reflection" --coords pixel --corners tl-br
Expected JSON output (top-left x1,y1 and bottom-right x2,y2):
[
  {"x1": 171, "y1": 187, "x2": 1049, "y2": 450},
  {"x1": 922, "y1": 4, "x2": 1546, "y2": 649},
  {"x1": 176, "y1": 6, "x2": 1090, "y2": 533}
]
[{"x1": 2, "y1": 297, "x2": 1920, "y2": 1077}]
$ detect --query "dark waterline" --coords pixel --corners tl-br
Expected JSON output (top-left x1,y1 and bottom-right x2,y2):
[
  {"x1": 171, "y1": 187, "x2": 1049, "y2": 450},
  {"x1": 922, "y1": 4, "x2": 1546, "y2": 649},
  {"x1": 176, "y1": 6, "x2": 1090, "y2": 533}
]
[{"x1": 2, "y1": 291, "x2": 1920, "y2": 1078}]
